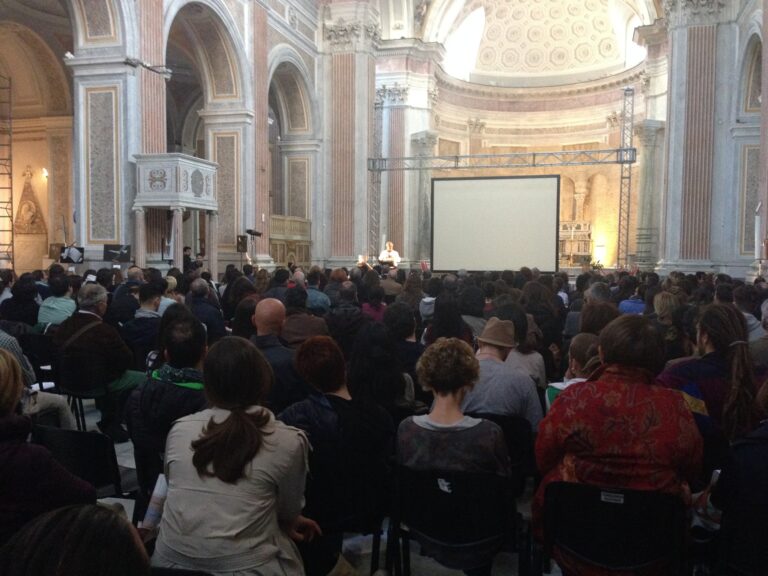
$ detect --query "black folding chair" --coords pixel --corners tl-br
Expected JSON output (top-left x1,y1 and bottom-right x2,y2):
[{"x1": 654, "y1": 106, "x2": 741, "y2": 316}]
[
  {"x1": 18, "y1": 332, "x2": 57, "y2": 390},
  {"x1": 467, "y1": 412, "x2": 535, "y2": 497},
  {"x1": 541, "y1": 482, "x2": 688, "y2": 575},
  {"x1": 31, "y1": 424, "x2": 134, "y2": 499},
  {"x1": 390, "y1": 466, "x2": 523, "y2": 576},
  {"x1": 55, "y1": 350, "x2": 111, "y2": 431}
]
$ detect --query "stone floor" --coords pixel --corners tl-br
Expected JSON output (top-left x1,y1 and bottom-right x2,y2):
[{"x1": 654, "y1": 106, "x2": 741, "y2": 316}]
[{"x1": 80, "y1": 399, "x2": 563, "y2": 576}]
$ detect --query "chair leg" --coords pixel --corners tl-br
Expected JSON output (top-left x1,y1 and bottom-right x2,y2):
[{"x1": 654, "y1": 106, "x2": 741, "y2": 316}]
[
  {"x1": 401, "y1": 529, "x2": 411, "y2": 576},
  {"x1": 370, "y1": 525, "x2": 381, "y2": 575},
  {"x1": 77, "y1": 398, "x2": 86, "y2": 431},
  {"x1": 385, "y1": 521, "x2": 401, "y2": 576}
]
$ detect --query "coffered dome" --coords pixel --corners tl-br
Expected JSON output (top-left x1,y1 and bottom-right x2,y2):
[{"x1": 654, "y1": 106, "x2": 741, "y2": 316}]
[{"x1": 435, "y1": 0, "x2": 648, "y2": 87}]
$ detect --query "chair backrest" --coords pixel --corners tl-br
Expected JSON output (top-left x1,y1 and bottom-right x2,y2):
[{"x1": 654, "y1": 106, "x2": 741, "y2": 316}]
[
  {"x1": 55, "y1": 349, "x2": 111, "y2": 396},
  {"x1": 31, "y1": 425, "x2": 123, "y2": 497},
  {"x1": 466, "y1": 412, "x2": 533, "y2": 495},
  {"x1": 17, "y1": 332, "x2": 55, "y2": 384},
  {"x1": 397, "y1": 466, "x2": 512, "y2": 546},
  {"x1": 543, "y1": 482, "x2": 687, "y2": 573}
]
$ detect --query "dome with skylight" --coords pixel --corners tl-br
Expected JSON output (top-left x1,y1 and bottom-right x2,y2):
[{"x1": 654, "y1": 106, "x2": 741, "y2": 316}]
[{"x1": 437, "y1": 0, "x2": 647, "y2": 87}]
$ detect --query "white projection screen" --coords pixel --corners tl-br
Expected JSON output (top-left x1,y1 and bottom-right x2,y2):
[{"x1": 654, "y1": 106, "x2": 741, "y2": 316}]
[{"x1": 431, "y1": 176, "x2": 560, "y2": 272}]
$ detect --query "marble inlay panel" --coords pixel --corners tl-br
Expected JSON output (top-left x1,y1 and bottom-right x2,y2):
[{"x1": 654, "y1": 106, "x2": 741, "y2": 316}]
[
  {"x1": 214, "y1": 134, "x2": 238, "y2": 247},
  {"x1": 86, "y1": 87, "x2": 119, "y2": 242},
  {"x1": 50, "y1": 135, "x2": 71, "y2": 244},
  {"x1": 76, "y1": 0, "x2": 117, "y2": 42},
  {"x1": 741, "y1": 145, "x2": 760, "y2": 255},
  {"x1": 287, "y1": 157, "x2": 308, "y2": 219}
]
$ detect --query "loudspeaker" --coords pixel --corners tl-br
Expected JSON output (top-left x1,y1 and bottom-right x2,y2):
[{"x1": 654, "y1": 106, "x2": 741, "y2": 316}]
[{"x1": 236, "y1": 235, "x2": 248, "y2": 253}]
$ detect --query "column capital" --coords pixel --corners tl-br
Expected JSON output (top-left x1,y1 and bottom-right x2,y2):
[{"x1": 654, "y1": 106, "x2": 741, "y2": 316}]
[
  {"x1": 133, "y1": 206, "x2": 146, "y2": 214},
  {"x1": 410, "y1": 130, "x2": 438, "y2": 155},
  {"x1": 662, "y1": 0, "x2": 730, "y2": 28},
  {"x1": 635, "y1": 120, "x2": 665, "y2": 149}
]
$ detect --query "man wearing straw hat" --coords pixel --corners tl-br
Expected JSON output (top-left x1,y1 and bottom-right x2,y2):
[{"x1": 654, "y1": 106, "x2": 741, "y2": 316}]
[{"x1": 461, "y1": 317, "x2": 543, "y2": 430}]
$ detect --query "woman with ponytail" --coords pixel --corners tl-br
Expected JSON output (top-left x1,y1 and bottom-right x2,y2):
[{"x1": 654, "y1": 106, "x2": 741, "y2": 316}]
[
  {"x1": 658, "y1": 303, "x2": 765, "y2": 482},
  {"x1": 152, "y1": 336, "x2": 320, "y2": 575}
]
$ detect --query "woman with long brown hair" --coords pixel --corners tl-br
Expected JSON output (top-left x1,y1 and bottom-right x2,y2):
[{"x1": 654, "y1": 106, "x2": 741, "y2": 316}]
[{"x1": 152, "y1": 337, "x2": 319, "y2": 575}]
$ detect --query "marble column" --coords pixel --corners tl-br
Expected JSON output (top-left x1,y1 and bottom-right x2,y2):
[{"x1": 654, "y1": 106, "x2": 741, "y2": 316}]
[
  {"x1": 634, "y1": 120, "x2": 665, "y2": 269},
  {"x1": 171, "y1": 208, "x2": 184, "y2": 270},
  {"x1": 207, "y1": 211, "x2": 219, "y2": 279},
  {"x1": 759, "y1": 3, "x2": 768, "y2": 270},
  {"x1": 410, "y1": 130, "x2": 437, "y2": 262},
  {"x1": 133, "y1": 208, "x2": 147, "y2": 268},
  {"x1": 657, "y1": 0, "x2": 740, "y2": 274},
  {"x1": 322, "y1": 0, "x2": 380, "y2": 266},
  {"x1": 253, "y1": 2, "x2": 272, "y2": 264}
]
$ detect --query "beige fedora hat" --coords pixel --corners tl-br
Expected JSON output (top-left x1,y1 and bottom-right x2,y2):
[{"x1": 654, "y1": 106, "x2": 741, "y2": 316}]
[{"x1": 477, "y1": 317, "x2": 516, "y2": 348}]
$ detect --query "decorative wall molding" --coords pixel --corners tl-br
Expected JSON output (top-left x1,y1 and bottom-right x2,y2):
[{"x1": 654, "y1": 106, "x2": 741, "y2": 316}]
[
  {"x1": 323, "y1": 17, "x2": 380, "y2": 51},
  {"x1": 376, "y1": 82, "x2": 409, "y2": 105},
  {"x1": 663, "y1": 0, "x2": 727, "y2": 27}
]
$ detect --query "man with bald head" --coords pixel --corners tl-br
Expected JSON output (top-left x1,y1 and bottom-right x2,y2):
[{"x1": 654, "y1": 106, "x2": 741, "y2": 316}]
[{"x1": 251, "y1": 298, "x2": 308, "y2": 413}]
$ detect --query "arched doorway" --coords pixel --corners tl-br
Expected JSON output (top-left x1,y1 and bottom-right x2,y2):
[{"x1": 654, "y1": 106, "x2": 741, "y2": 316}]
[{"x1": 266, "y1": 54, "x2": 317, "y2": 269}]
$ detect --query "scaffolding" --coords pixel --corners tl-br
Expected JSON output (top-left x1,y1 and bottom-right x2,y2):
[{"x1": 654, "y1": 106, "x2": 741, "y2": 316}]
[
  {"x1": 0, "y1": 76, "x2": 12, "y2": 266},
  {"x1": 367, "y1": 88, "x2": 638, "y2": 267}
]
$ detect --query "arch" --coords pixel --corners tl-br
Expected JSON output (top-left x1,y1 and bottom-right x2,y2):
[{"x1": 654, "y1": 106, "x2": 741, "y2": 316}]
[
  {"x1": 740, "y1": 34, "x2": 762, "y2": 114},
  {"x1": 68, "y1": 0, "x2": 137, "y2": 55},
  {"x1": 559, "y1": 176, "x2": 576, "y2": 222},
  {"x1": 0, "y1": 22, "x2": 72, "y2": 116},
  {"x1": 163, "y1": 0, "x2": 252, "y2": 109},
  {"x1": 267, "y1": 44, "x2": 317, "y2": 136}
]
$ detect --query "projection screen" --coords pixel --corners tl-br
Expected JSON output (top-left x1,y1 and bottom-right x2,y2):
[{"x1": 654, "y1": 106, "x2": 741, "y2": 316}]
[{"x1": 431, "y1": 176, "x2": 560, "y2": 272}]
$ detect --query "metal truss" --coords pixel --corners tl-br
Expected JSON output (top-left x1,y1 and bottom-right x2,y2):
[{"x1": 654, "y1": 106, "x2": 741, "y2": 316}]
[
  {"x1": 0, "y1": 75, "x2": 13, "y2": 266},
  {"x1": 366, "y1": 87, "x2": 638, "y2": 267},
  {"x1": 368, "y1": 147, "x2": 636, "y2": 172},
  {"x1": 616, "y1": 87, "x2": 635, "y2": 267}
]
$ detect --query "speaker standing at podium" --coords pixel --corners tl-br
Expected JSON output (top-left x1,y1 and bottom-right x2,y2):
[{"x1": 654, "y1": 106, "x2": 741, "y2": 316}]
[{"x1": 378, "y1": 241, "x2": 401, "y2": 268}]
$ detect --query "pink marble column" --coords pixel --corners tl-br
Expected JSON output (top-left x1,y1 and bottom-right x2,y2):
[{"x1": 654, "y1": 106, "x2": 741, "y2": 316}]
[
  {"x1": 133, "y1": 208, "x2": 146, "y2": 267},
  {"x1": 331, "y1": 52, "x2": 357, "y2": 256},
  {"x1": 253, "y1": 4, "x2": 271, "y2": 256},
  {"x1": 171, "y1": 208, "x2": 184, "y2": 270},
  {"x1": 387, "y1": 107, "x2": 406, "y2": 250},
  {"x1": 760, "y1": 5, "x2": 768, "y2": 256}
]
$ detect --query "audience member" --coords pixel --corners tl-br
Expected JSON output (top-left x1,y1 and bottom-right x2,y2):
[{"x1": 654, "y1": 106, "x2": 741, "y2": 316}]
[
  {"x1": 121, "y1": 282, "x2": 164, "y2": 370},
  {"x1": 263, "y1": 268, "x2": 291, "y2": 303},
  {"x1": 0, "y1": 273, "x2": 39, "y2": 326},
  {"x1": 0, "y1": 350, "x2": 96, "y2": 546},
  {"x1": 460, "y1": 285, "x2": 488, "y2": 339},
  {"x1": 280, "y1": 336, "x2": 394, "y2": 574},
  {"x1": 422, "y1": 292, "x2": 473, "y2": 347},
  {"x1": 127, "y1": 316, "x2": 209, "y2": 518},
  {"x1": 187, "y1": 278, "x2": 226, "y2": 344},
  {"x1": 657, "y1": 303, "x2": 763, "y2": 477},
  {"x1": 461, "y1": 317, "x2": 542, "y2": 429},
  {"x1": 325, "y1": 281, "x2": 368, "y2": 359},
  {"x1": 0, "y1": 504, "x2": 148, "y2": 576},
  {"x1": 231, "y1": 296, "x2": 259, "y2": 339},
  {"x1": 37, "y1": 274, "x2": 75, "y2": 325},
  {"x1": 53, "y1": 284, "x2": 144, "y2": 442},
  {"x1": 493, "y1": 303, "x2": 547, "y2": 389},
  {"x1": 151, "y1": 337, "x2": 319, "y2": 573},
  {"x1": 384, "y1": 302, "x2": 425, "y2": 392},
  {"x1": 534, "y1": 315, "x2": 703, "y2": 572},
  {"x1": 361, "y1": 285, "x2": 387, "y2": 323},
  {"x1": 281, "y1": 286, "x2": 329, "y2": 349},
  {"x1": 324, "y1": 268, "x2": 347, "y2": 307},
  {"x1": 306, "y1": 268, "x2": 331, "y2": 316},
  {"x1": 251, "y1": 298, "x2": 308, "y2": 413},
  {"x1": 380, "y1": 267, "x2": 403, "y2": 303}
]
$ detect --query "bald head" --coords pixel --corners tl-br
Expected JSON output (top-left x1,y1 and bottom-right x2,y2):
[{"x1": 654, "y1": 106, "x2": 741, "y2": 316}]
[{"x1": 253, "y1": 298, "x2": 286, "y2": 336}]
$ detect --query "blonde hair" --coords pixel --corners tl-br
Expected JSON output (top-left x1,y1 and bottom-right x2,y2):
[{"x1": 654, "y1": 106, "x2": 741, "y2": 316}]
[
  {"x1": 0, "y1": 349, "x2": 24, "y2": 417},
  {"x1": 653, "y1": 291, "x2": 680, "y2": 323}
]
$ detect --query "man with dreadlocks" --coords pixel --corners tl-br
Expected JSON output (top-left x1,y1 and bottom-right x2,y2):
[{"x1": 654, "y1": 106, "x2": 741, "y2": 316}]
[{"x1": 658, "y1": 303, "x2": 765, "y2": 485}]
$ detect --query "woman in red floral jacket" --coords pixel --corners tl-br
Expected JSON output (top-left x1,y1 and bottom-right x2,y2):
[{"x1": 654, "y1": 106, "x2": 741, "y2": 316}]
[{"x1": 533, "y1": 315, "x2": 703, "y2": 575}]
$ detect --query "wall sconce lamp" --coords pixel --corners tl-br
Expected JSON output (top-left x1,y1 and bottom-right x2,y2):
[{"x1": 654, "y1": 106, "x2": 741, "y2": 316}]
[{"x1": 42, "y1": 168, "x2": 48, "y2": 179}]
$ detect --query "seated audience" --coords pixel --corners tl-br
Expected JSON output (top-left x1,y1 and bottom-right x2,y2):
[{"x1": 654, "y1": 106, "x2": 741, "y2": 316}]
[
  {"x1": 281, "y1": 286, "x2": 329, "y2": 349},
  {"x1": 37, "y1": 274, "x2": 75, "y2": 325},
  {"x1": 158, "y1": 276, "x2": 182, "y2": 315},
  {"x1": 323, "y1": 268, "x2": 347, "y2": 307},
  {"x1": 151, "y1": 337, "x2": 319, "y2": 573},
  {"x1": 460, "y1": 285, "x2": 487, "y2": 339},
  {"x1": 53, "y1": 284, "x2": 144, "y2": 442},
  {"x1": 461, "y1": 317, "x2": 542, "y2": 430},
  {"x1": 0, "y1": 350, "x2": 96, "y2": 546},
  {"x1": 384, "y1": 302, "x2": 426, "y2": 396},
  {"x1": 652, "y1": 290, "x2": 689, "y2": 362},
  {"x1": 280, "y1": 336, "x2": 394, "y2": 574},
  {"x1": 578, "y1": 300, "x2": 620, "y2": 336},
  {"x1": 493, "y1": 303, "x2": 547, "y2": 389},
  {"x1": 263, "y1": 268, "x2": 291, "y2": 303},
  {"x1": 534, "y1": 315, "x2": 703, "y2": 572},
  {"x1": 733, "y1": 284, "x2": 766, "y2": 342},
  {"x1": 126, "y1": 316, "x2": 209, "y2": 517}
]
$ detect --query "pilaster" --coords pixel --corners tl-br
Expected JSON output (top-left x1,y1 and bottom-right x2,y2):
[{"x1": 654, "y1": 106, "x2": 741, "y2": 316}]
[{"x1": 634, "y1": 120, "x2": 665, "y2": 269}]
